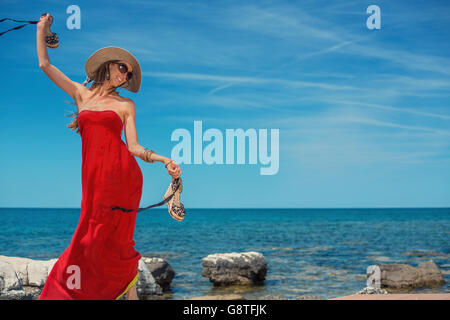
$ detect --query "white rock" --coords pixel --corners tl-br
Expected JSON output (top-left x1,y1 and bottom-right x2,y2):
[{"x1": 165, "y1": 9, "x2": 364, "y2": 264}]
[
  {"x1": 136, "y1": 259, "x2": 162, "y2": 298},
  {"x1": 0, "y1": 255, "x2": 57, "y2": 288},
  {"x1": 0, "y1": 260, "x2": 22, "y2": 291},
  {"x1": 0, "y1": 255, "x2": 33, "y2": 286},
  {"x1": 27, "y1": 259, "x2": 56, "y2": 287}
]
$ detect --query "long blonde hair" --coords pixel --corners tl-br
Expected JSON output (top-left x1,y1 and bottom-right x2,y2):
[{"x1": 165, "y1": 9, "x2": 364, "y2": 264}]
[{"x1": 66, "y1": 60, "x2": 122, "y2": 134}]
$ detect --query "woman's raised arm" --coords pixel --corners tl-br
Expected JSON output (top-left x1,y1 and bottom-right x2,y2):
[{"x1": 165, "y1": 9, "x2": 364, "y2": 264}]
[{"x1": 37, "y1": 14, "x2": 83, "y2": 102}]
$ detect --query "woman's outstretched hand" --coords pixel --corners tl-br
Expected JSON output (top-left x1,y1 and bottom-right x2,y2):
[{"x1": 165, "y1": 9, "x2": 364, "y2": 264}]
[
  {"x1": 165, "y1": 160, "x2": 181, "y2": 179},
  {"x1": 37, "y1": 13, "x2": 53, "y2": 31}
]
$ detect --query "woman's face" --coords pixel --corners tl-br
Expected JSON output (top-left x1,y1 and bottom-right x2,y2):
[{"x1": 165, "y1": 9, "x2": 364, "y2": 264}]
[{"x1": 108, "y1": 61, "x2": 133, "y2": 87}]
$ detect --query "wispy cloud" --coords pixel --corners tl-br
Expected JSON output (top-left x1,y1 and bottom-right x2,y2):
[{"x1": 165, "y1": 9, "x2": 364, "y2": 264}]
[
  {"x1": 208, "y1": 38, "x2": 363, "y2": 94},
  {"x1": 331, "y1": 100, "x2": 450, "y2": 121},
  {"x1": 144, "y1": 71, "x2": 361, "y2": 91},
  {"x1": 332, "y1": 116, "x2": 450, "y2": 135},
  {"x1": 341, "y1": 43, "x2": 450, "y2": 76}
]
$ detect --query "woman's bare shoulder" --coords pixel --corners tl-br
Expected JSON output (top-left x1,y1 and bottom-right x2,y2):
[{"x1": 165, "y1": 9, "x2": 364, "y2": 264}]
[
  {"x1": 120, "y1": 96, "x2": 133, "y2": 103},
  {"x1": 120, "y1": 97, "x2": 135, "y2": 117}
]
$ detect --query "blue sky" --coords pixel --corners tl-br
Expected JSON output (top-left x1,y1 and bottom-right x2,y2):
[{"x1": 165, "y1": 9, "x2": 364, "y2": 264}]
[{"x1": 0, "y1": 0, "x2": 449, "y2": 208}]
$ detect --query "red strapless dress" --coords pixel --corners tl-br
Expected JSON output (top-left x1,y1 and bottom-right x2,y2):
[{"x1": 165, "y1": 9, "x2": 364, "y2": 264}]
[{"x1": 38, "y1": 109, "x2": 143, "y2": 300}]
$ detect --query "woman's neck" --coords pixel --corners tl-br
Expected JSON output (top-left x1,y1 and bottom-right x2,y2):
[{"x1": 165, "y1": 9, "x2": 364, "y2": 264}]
[{"x1": 91, "y1": 84, "x2": 119, "y2": 97}]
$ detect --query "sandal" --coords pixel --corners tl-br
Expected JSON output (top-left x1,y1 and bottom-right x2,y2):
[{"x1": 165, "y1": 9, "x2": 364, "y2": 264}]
[{"x1": 163, "y1": 177, "x2": 185, "y2": 221}]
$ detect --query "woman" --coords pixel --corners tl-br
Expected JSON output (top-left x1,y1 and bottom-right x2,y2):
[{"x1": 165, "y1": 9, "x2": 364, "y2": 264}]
[{"x1": 36, "y1": 14, "x2": 181, "y2": 300}]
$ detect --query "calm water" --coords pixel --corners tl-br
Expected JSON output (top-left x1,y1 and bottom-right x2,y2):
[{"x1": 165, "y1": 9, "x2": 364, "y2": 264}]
[{"x1": 0, "y1": 208, "x2": 449, "y2": 299}]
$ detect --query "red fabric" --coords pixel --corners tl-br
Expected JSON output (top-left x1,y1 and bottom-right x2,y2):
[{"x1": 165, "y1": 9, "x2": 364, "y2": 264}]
[{"x1": 39, "y1": 109, "x2": 143, "y2": 300}]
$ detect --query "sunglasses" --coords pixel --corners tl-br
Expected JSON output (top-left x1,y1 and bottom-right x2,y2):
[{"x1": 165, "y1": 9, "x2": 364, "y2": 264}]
[{"x1": 116, "y1": 63, "x2": 133, "y2": 81}]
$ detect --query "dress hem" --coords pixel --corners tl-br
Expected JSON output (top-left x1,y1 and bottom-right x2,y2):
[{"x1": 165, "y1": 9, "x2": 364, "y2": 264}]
[{"x1": 115, "y1": 273, "x2": 139, "y2": 300}]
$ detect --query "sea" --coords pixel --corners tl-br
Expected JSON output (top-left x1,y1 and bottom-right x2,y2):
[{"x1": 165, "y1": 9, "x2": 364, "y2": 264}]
[{"x1": 0, "y1": 207, "x2": 449, "y2": 299}]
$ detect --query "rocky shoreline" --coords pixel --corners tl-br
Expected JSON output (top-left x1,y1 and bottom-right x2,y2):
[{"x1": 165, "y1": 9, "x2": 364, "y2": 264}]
[{"x1": 0, "y1": 252, "x2": 447, "y2": 300}]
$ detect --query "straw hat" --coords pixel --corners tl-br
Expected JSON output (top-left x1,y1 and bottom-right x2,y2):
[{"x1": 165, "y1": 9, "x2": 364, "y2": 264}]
[{"x1": 84, "y1": 46, "x2": 142, "y2": 93}]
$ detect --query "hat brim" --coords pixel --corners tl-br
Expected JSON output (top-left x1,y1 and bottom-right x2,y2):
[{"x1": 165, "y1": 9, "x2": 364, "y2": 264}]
[{"x1": 85, "y1": 46, "x2": 142, "y2": 93}]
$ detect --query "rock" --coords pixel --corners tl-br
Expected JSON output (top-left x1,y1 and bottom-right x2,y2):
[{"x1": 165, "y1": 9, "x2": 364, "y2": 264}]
[
  {"x1": 0, "y1": 256, "x2": 33, "y2": 286},
  {"x1": 295, "y1": 295, "x2": 324, "y2": 300},
  {"x1": 368, "y1": 260, "x2": 445, "y2": 290},
  {"x1": 0, "y1": 256, "x2": 57, "y2": 300},
  {"x1": 141, "y1": 257, "x2": 175, "y2": 291},
  {"x1": 27, "y1": 259, "x2": 57, "y2": 287},
  {"x1": 187, "y1": 294, "x2": 245, "y2": 300},
  {"x1": 259, "y1": 294, "x2": 288, "y2": 300},
  {"x1": 0, "y1": 255, "x2": 166, "y2": 300},
  {"x1": 356, "y1": 287, "x2": 388, "y2": 294},
  {"x1": 202, "y1": 252, "x2": 267, "y2": 286},
  {"x1": 136, "y1": 259, "x2": 163, "y2": 300},
  {"x1": 259, "y1": 294, "x2": 323, "y2": 300},
  {"x1": 0, "y1": 255, "x2": 57, "y2": 289},
  {"x1": 0, "y1": 289, "x2": 34, "y2": 300},
  {"x1": 416, "y1": 260, "x2": 446, "y2": 287},
  {"x1": 0, "y1": 260, "x2": 22, "y2": 292}
]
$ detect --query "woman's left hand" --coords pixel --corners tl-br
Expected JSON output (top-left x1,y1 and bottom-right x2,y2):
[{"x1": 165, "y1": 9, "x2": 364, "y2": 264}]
[{"x1": 166, "y1": 160, "x2": 181, "y2": 179}]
